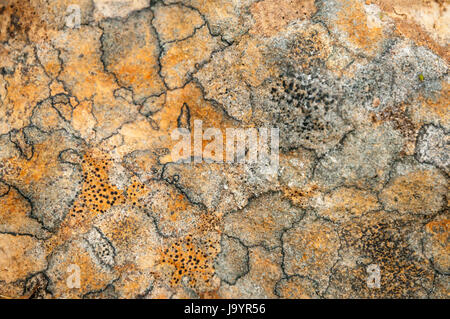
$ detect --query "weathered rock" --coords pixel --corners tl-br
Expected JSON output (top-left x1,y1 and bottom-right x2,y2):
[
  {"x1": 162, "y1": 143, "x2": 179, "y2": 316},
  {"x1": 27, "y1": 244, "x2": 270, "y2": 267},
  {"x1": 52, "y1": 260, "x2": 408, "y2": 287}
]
[
  {"x1": 0, "y1": 0, "x2": 448, "y2": 299},
  {"x1": 224, "y1": 192, "x2": 303, "y2": 249},
  {"x1": 379, "y1": 158, "x2": 447, "y2": 215},
  {"x1": 415, "y1": 124, "x2": 449, "y2": 174},
  {"x1": 282, "y1": 214, "x2": 340, "y2": 293},
  {"x1": 214, "y1": 235, "x2": 249, "y2": 285}
]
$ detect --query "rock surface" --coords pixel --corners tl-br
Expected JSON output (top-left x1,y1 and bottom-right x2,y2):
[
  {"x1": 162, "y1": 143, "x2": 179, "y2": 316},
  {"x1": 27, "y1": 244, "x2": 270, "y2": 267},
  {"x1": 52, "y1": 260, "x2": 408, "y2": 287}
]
[{"x1": 0, "y1": 0, "x2": 448, "y2": 299}]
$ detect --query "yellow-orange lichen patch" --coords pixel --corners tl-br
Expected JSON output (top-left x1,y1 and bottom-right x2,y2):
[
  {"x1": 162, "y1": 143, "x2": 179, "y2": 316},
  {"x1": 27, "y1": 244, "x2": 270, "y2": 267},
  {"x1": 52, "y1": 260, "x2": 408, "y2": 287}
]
[
  {"x1": 159, "y1": 235, "x2": 218, "y2": 290},
  {"x1": 282, "y1": 183, "x2": 320, "y2": 208},
  {"x1": 153, "y1": 3, "x2": 204, "y2": 43},
  {"x1": 411, "y1": 82, "x2": 450, "y2": 127},
  {"x1": 0, "y1": 0, "x2": 97, "y2": 44},
  {"x1": 283, "y1": 217, "x2": 340, "y2": 288},
  {"x1": 244, "y1": 247, "x2": 283, "y2": 298},
  {"x1": 101, "y1": 10, "x2": 165, "y2": 100},
  {"x1": 424, "y1": 217, "x2": 449, "y2": 273},
  {"x1": 250, "y1": 0, "x2": 317, "y2": 37},
  {"x1": 379, "y1": 169, "x2": 447, "y2": 215},
  {"x1": 47, "y1": 239, "x2": 117, "y2": 298},
  {"x1": 316, "y1": 187, "x2": 381, "y2": 223},
  {"x1": 131, "y1": 178, "x2": 215, "y2": 237},
  {"x1": 368, "y1": 0, "x2": 450, "y2": 62},
  {"x1": 98, "y1": 210, "x2": 141, "y2": 251},
  {"x1": 72, "y1": 100, "x2": 97, "y2": 142},
  {"x1": 35, "y1": 43, "x2": 62, "y2": 80},
  {"x1": 47, "y1": 151, "x2": 125, "y2": 252},
  {"x1": 124, "y1": 177, "x2": 152, "y2": 210},
  {"x1": 166, "y1": 82, "x2": 234, "y2": 129},
  {"x1": 335, "y1": 0, "x2": 385, "y2": 55},
  {"x1": 75, "y1": 152, "x2": 126, "y2": 214},
  {"x1": 235, "y1": 36, "x2": 277, "y2": 87},
  {"x1": 114, "y1": 118, "x2": 159, "y2": 158},
  {"x1": 161, "y1": 25, "x2": 223, "y2": 89},
  {"x1": 49, "y1": 81, "x2": 66, "y2": 96},
  {"x1": 116, "y1": 82, "x2": 238, "y2": 163},
  {"x1": 0, "y1": 185, "x2": 47, "y2": 237},
  {"x1": 224, "y1": 193, "x2": 302, "y2": 248},
  {"x1": 0, "y1": 234, "x2": 47, "y2": 284},
  {"x1": 426, "y1": 218, "x2": 450, "y2": 243},
  {"x1": 219, "y1": 247, "x2": 283, "y2": 298},
  {"x1": 52, "y1": 26, "x2": 118, "y2": 102},
  {"x1": 112, "y1": 47, "x2": 164, "y2": 97},
  {"x1": 0, "y1": 0, "x2": 48, "y2": 42},
  {"x1": 276, "y1": 276, "x2": 319, "y2": 299},
  {"x1": 4, "y1": 135, "x2": 59, "y2": 185},
  {"x1": 112, "y1": 264, "x2": 156, "y2": 298}
]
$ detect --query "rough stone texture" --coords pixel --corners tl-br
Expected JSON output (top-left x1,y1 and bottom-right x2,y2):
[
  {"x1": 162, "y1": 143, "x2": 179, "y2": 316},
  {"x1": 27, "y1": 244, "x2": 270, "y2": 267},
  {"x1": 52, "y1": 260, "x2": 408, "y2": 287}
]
[
  {"x1": 379, "y1": 158, "x2": 447, "y2": 215},
  {"x1": 0, "y1": 0, "x2": 448, "y2": 299},
  {"x1": 283, "y1": 215, "x2": 340, "y2": 293},
  {"x1": 415, "y1": 124, "x2": 450, "y2": 174},
  {"x1": 214, "y1": 235, "x2": 249, "y2": 285},
  {"x1": 224, "y1": 192, "x2": 303, "y2": 249},
  {"x1": 313, "y1": 123, "x2": 404, "y2": 191},
  {"x1": 275, "y1": 275, "x2": 319, "y2": 299},
  {"x1": 325, "y1": 211, "x2": 436, "y2": 298}
]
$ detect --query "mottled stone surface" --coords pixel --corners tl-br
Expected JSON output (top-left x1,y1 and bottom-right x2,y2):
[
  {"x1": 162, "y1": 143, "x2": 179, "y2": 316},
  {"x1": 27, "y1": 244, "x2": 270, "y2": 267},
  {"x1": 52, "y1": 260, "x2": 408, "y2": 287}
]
[{"x1": 0, "y1": 0, "x2": 448, "y2": 299}]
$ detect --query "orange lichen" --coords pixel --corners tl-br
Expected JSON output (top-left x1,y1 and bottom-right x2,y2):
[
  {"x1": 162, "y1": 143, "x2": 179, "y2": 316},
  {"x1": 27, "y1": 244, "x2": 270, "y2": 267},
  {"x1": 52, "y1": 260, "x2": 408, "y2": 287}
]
[
  {"x1": 373, "y1": 104, "x2": 419, "y2": 155},
  {"x1": 276, "y1": 277, "x2": 318, "y2": 299},
  {"x1": 0, "y1": 48, "x2": 50, "y2": 134},
  {"x1": 368, "y1": 0, "x2": 450, "y2": 62},
  {"x1": 425, "y1": 217, "x2": 449, "y2": 272},
  {"x1": 109, "y1": 82, "x2": 237, "y2": 161},
  {"x1": 244, "y1": 247, "x2": 283, "y2": 298},
  {"x1": 159, "y1": 235, "x2": 218, "y2": 289},
  {"x1": 100, "y1": 210, "x2": 141, "y2": 249},
  {"x1": 48, "y1": 240, "x2": 117, "y2": 299},
  {"x1": 72, "y1": 100, "x2": 97, "y2": 142},
  {"x1": 3, "y1": 132, "x2": 60, "y2": 185},
  {"x1": 415, "y1": 82, "x2": 450, "y2": 126},
  {"x1": 218, "y1": 247, "x2": 283, "y2": 298},
  {"x1": 0, "y1": 234, "x2": 46, "y2": 284},
  {"x1": 317, "y1": 187, "x2": 381, "y2": 222},
  {"x1": 426, "y1": 218, "x2": 450, "y2": 242},
  {"x1": 283, "y1": 218, "x2": 340, "y2": 288},
  {"x1": 54, "y1": 27, "x2": 118, "y2": 102},
  {"x1": 113, "y1": 47, "x2": 164, "y2": 96},
  {"x1": 153, "y1": 3, "x2": 204, "y2": 43},
  {"x1": 0, "y1": 185, "x2": 46, "y2": 236},
  {"x1": 102, "y1": 10, "x2": 165, "y2": 99},
  {"x1": 46, "y1": 150, "x2": 125, "y2": 251},
  {"x1": 161, "y1": 26, "x2": 222, "y2": 88},
  {"x1": 72, "y1": 152, "x2": 125, "y2": 217},
  {"x1": 0, "y1": 0, "x2": 49, "y2": 42},
  {"x1": 146, "y1": 82, "x2": 238, "y2": 163}
]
